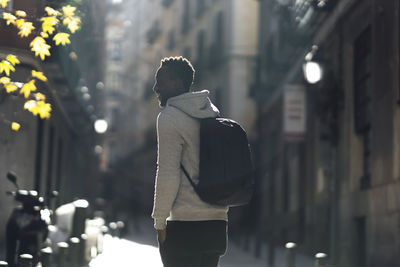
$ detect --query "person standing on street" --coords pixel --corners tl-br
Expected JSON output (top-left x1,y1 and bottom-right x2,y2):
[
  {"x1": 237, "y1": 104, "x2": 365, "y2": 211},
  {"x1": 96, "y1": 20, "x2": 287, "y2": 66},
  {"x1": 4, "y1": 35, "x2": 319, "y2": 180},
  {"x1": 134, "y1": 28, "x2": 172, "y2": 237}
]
[{"x1": 151, "y1": 56, "x2": 229, "y2": 267}]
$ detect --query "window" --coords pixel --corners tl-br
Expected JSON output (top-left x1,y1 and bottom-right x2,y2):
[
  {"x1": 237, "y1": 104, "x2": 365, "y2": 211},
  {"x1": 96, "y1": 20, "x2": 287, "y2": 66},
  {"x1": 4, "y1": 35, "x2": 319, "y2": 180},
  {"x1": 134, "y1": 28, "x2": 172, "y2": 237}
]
[
  {"x1": 110, "y1": 72, "x2": 121, "y2": 90},
  {"x1": 197, "y1": 31, "x2": 205, "y2": 62},
  {"x1": 167, "y1": 30, "x2": 175, "y2": 50},
  {"x1": 147, "y1": 20, "x2": 161, "y2": 44},
  {"x1": 208, "y1": 12, "x2": 224, "y2": 67},
  {"x1": 354, "y1": 26, "x2": 372, "y2": 135},
  {"x1": 215, "y1": 11, "x2": 224, "y2": 46},
  {"x1": 181, "y1": 0, "x2": 190, "y2": 34},
  {"x1": 196, "y1": 0, "x2": 206, "y2": 18},
  {"x1": 353, "y1": 26, "x2": 372, "y2": 190},
  {"x1": 195, "y1": 31, "x2": 206, "y2": 80},
  {"x1": 110, "y1": 40, "x2": 122, "y2": 61}
]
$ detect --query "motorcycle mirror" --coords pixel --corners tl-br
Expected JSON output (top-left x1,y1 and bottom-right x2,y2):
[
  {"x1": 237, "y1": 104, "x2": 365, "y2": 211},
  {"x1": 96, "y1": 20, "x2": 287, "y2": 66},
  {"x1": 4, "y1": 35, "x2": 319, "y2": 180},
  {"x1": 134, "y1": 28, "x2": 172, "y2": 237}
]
[{"x1": 7, "y1": 171, "x2": 19, "y2": 189}]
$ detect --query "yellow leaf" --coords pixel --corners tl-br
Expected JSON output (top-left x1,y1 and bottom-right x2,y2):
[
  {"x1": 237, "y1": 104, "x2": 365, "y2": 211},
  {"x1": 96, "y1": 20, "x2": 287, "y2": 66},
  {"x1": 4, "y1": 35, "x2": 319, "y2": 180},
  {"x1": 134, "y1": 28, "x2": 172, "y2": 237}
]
[
  {"x1": 42, "y1": 23, "x2": 56, "y2": 35},
  {"x1": 24, "y1": 100, "x2": 40, "y2": 116},
  {"x1": 35, "y1": 92, "x2": 46, "y2": 101},
  {"x1": 32, "y1": 70, "x2": 48, "y2": 82},
  {"x1": 5, "y1": 83, "x2": 18, "y2": 93},
  {"x1": 41, "y1": 16, "x2": 59, "y2": 26},
  {"x1": 62, "y1": 5, "x2": 76, "y2": 17},
  {"x1": 6, "y1": 55, "x2": 20, "y2": 66},
  {"x1": 0, "y1": 0, "x2": 10, "y2": 8},
  {"x1": 15, "y1": 10, "x2": 27, "y2": 17},
  {"x1": 63, "y1": 16, "x2": 81, "y2": 33},
  {"x1": 24, "y1": 99, "x2": 37, "y2": 110},
  {"x1": 0, "y1": 61, "x2": 15, "y2": 76},
  {"x1": 20, "y1": 80, "x2": 36, "y2": 98},
  {"x1": 45, "y1": 7, "x2": 61, "y2": 16},
  {"x1": 36, "y1": 101, "x2": 52, "y2": 119},
  {"x1": 15, "y1": 19, "x2": 25, "y2": 28},
  {"x1": 41, "y1": 16, "x2": 59, "y2": 35},
  {"x1": 0, "y1": 77, "x2": 11, "y2": 84},
  {"x1": 11, "y1": 122, "x2": 21, "y2": 131},
  {"x1": 18, "y1": 22, "x2": 35, "y2": 38},
  {"x1": 30, "y1": 36, "x2": 46, "y2": 47},
  {"x1": 41, "y1": 32, "x2": 49, "y2": 38},
  {"x1": 30, "y1": 37, "x2": 51, "y2": 61},
  {"x1": 53, "y1": 32, "x2": 70, "y2": 46},
  {"x1": 3, "y1": 12, "x2": 16, "y2": 25}
]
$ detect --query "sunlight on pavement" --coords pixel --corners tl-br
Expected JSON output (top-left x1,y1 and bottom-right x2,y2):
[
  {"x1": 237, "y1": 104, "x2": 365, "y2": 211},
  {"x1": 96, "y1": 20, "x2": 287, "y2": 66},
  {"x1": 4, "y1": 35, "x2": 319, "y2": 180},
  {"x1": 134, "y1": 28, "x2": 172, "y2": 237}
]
[{"x1": 90, "y1": 235, "x2": 163, "y2": 267}]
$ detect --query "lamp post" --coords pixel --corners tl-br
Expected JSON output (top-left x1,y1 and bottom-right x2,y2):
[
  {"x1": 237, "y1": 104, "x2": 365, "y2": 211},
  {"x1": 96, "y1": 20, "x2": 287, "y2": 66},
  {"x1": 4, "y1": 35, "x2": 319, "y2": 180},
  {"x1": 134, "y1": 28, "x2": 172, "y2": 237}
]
[{"x1": 303, "y1": 44, "x2": 341, "y2": 265}]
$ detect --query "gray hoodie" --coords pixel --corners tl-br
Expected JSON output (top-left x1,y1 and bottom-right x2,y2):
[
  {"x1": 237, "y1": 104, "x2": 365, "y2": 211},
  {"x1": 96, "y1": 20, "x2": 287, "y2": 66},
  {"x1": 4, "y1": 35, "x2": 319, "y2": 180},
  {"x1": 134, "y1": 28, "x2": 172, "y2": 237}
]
[{"x1": 151, "y1": 90, "x2": 229, "y2": 230}]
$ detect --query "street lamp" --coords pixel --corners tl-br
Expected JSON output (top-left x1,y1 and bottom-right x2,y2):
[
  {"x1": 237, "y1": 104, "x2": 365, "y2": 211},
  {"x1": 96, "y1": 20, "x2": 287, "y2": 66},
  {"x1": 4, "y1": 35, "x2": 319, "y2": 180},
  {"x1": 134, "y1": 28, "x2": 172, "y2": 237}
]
[
  {"x1": 94, "y1": 119, "x2": 108, "y2": 134},
  {"x1": 303, "y1": 61, "x2": 323, "y2": 84},
  {"x1": 303, "y1": 45, "x2": 323, "y2": 84}
]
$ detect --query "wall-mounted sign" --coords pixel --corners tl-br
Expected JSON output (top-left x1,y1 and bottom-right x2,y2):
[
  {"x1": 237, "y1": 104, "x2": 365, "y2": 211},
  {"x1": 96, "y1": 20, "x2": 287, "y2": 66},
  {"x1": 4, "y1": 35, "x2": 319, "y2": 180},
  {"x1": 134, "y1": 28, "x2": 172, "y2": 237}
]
[{"x1": 283, "y1": 84, "x2": 306, "y2": 141}]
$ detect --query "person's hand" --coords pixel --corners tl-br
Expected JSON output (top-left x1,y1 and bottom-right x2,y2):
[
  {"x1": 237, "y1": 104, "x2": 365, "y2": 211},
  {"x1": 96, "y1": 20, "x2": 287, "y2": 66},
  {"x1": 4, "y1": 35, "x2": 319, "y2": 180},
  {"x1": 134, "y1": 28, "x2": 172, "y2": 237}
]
[{"x1": 157, "y1": 229, "x2": 167, "y2": 244}]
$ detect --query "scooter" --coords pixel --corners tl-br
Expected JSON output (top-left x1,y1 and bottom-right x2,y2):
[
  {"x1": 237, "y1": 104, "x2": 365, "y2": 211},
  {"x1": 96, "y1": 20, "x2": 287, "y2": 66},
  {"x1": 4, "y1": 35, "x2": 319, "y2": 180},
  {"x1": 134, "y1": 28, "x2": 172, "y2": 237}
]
[{"x1": 5, "y1": 171, "x2": 55, "y2": 267}]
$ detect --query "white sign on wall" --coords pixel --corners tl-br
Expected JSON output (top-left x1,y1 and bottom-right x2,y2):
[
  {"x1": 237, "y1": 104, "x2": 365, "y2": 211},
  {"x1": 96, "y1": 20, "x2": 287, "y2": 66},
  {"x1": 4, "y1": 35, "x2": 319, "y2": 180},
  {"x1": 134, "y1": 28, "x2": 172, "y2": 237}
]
[{"x1": 283, "y1": 84, "x2": 306, "y2": 141}]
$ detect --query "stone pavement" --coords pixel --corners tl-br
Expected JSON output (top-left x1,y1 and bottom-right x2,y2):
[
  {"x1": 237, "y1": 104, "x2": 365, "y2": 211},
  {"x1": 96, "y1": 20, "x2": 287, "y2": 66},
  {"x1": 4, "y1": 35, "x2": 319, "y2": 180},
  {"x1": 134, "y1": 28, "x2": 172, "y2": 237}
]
[
  {"x1": 89, "y1": 234, "x2": 314, "y2": 267},
  {"x1": 89, "y1": 217, "x2": 315, "y2": 267}
]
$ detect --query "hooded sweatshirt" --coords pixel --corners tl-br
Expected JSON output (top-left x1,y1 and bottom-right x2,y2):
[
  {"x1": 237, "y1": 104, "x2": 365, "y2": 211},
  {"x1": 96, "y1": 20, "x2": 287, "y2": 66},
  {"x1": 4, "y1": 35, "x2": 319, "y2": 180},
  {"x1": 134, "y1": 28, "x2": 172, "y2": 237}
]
[{"x1": 151, "y1": 90, "x2": 229, "y2": 230}]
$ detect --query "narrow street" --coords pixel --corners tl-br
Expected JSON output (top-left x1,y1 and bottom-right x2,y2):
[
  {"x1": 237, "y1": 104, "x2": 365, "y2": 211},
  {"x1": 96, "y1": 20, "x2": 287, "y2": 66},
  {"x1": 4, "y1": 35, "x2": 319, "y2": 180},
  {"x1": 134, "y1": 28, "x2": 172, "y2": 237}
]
[
  {"x1": 90, "y1": 218, "x2": 314, "y2": 267},
  {"x1": 89, "y1": 235, "x2": 314, "y2": 267}
]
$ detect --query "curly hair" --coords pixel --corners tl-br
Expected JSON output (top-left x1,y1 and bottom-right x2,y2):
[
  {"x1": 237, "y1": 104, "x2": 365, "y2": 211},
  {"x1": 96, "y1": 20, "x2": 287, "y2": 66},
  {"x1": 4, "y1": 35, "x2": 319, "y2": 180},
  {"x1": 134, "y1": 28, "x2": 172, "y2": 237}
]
[{"x1": 160, "y1": 56, "x2": 195, "y2": 91}]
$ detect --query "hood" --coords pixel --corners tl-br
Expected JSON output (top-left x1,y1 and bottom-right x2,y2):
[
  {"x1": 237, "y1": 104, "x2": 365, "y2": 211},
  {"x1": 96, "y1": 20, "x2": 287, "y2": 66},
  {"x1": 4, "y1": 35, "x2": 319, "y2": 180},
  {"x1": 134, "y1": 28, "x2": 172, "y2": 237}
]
[{"x1": 166, "y1": 90, "x2": 220, "y2": 119}]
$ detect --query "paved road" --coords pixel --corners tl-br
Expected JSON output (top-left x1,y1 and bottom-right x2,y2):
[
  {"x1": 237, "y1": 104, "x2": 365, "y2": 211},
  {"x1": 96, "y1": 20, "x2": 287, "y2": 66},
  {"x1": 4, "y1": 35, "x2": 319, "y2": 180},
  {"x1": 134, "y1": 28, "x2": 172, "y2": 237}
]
[
  {"x1": 90, "y1": 217, "x2": 314, "y2": 267},
  {"x1": 90, "y1": 235, "x2": 314, "y2": 267},
  {"x1": 89, "y1": 234, "x2": 269, "y2": 267}
]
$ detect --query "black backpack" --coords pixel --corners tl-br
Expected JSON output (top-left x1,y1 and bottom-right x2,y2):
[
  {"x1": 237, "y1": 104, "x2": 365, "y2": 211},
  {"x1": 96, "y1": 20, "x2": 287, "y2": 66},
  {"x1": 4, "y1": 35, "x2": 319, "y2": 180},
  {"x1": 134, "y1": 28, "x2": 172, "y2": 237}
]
[{"x1": 181, "y1": 117, "x2": 255, "y2": 207}]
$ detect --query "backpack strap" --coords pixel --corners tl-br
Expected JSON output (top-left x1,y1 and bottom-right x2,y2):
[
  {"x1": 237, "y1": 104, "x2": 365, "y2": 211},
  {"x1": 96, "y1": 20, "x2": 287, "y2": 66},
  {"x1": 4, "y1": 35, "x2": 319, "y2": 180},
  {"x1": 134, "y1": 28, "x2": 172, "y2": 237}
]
[{"x1": 180, "y1": 164, "x2": 198, "y2": 189}]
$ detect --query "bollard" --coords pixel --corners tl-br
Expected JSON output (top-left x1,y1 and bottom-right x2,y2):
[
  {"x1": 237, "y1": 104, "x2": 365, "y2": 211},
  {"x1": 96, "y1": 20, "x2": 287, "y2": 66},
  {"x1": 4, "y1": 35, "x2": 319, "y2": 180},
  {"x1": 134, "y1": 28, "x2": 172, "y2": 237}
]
[
  {"x1": 57, "y1": 242, "x2": 69, "y2": 267},
  {"x1": 116, "y1": 221, "x2": 125, "y2": 238},
  {"x1": 315, "y1": 253, "x2": 328, "y2": 267},
  {"x1": 0, "y1": 261, "x2": 8, "y2": 266},
  {"x1": 72, "y1": 199, "x2": 89, "y2": 237},
  {"x1": 80, "y1": 234, "x2": 89, "y2": 266},
  {"x1": 109, "y1": 222, "x2": 117, "y2": 237},
  {"x1": 69, "y1": 237, "x2": 80, "y2": 267},
  {"x1": 18, "y1": 254, "x2": 33, "y2": 267},
  {"x1": 285, "y1": 242, "x2": 297, "y2": 267},
  {"x1": 40, "y1": 247, "x2": 52, "y2": 267},
  {"x1": 98, "y1": 225, "x2": 108, "y2": 254}
]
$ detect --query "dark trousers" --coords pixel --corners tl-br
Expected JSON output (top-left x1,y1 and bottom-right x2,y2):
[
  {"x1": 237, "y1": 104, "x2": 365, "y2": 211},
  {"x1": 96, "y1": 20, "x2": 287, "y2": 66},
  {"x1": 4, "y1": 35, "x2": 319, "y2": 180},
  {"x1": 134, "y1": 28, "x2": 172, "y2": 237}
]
[{"x1": 159, "y1": 220, "x2": 227, "y2": 267}]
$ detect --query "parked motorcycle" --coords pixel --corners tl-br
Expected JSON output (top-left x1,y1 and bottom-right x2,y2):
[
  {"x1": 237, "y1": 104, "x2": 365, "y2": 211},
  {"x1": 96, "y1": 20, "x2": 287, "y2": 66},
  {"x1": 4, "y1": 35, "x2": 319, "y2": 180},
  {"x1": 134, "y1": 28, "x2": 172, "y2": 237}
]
[{"x1": 5, "y1": 171, "x2": 56, "y2": 267}]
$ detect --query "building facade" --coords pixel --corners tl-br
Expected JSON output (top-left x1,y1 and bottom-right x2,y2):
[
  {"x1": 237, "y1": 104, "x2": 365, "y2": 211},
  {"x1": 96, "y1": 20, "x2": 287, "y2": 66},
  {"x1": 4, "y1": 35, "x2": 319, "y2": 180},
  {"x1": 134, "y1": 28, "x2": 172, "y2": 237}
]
[{"x1": 252, "y1": 0, "x2": 400, "y2": 266}]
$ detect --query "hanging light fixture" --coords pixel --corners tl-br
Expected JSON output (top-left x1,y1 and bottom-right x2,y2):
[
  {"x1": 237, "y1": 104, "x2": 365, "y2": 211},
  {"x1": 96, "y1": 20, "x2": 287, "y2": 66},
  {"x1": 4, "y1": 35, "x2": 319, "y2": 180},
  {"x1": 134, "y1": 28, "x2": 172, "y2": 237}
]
[
  {"x1": 303, "y1": 45, "x2": 323, "y2": 84},
  {"x1": 303, "y1": 61, "x2": 323, "y2": 84}
]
